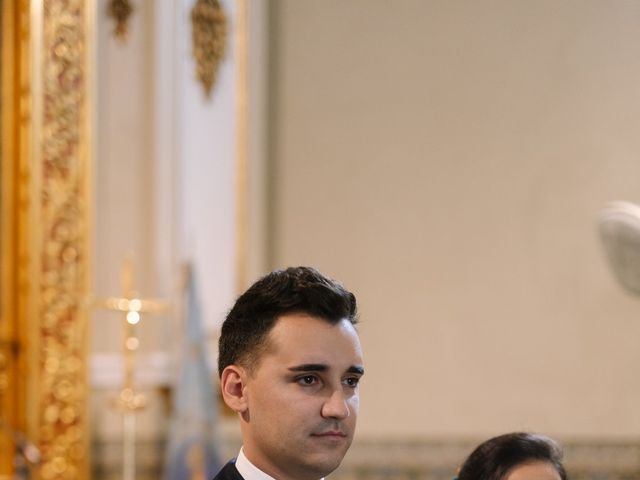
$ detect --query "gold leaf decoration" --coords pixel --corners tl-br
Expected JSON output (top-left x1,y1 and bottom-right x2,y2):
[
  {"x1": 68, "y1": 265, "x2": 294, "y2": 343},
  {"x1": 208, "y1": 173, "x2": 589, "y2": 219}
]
[
  {"x1": 37, "y1": 0, "x2": 91, "y2": 478},
  {"x1": 191, "y1": 0, "x2": 227, "y2": 97}
]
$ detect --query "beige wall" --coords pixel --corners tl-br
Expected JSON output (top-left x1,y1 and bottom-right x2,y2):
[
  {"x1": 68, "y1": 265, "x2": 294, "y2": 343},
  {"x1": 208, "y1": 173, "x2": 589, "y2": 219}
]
[{"x1": 268, "y1": 0, "x2": 640, "y2": 439}]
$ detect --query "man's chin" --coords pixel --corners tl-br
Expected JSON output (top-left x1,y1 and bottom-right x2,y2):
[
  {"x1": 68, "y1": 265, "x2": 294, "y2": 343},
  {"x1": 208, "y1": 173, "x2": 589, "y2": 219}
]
[
  {"x1": 304, "y1": 449, "x2": 350, "y2": 477},
  {"x1": 304, "y1": 461, "x2": 341, "y2": 479}
]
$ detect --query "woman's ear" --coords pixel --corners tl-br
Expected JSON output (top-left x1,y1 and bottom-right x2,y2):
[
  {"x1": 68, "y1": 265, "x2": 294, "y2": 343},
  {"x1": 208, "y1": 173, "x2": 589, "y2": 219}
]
[{"x1": 220, "y1": 365, "x2": 249, "y2": 413}]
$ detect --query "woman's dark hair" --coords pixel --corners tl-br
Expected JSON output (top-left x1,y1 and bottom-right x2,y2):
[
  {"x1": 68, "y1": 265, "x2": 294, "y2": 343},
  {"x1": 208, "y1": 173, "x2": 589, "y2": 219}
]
[
  {"x1": 218, "y1": 266, "x2": 357, "y2": 377},
  {"x1": 457, "y1": 432, "x2": 567, "y2": 480}
]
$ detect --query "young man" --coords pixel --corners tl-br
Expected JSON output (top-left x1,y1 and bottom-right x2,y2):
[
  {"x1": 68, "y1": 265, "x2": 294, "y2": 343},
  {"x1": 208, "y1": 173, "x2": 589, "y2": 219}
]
[{"x1": 214, "y1": 266, "x2": 364, "y2": 480}]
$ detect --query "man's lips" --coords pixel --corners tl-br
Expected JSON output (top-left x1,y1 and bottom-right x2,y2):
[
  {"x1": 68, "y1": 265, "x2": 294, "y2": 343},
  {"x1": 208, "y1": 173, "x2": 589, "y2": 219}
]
[{"x1": 312, "y1": 431, "x2": 347, "y2": 438}]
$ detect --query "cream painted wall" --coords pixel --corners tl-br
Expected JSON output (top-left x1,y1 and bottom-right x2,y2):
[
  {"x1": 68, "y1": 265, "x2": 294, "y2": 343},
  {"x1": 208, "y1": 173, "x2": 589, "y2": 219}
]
[
  {"x1": 269, "y1": 0, "x2": 640, "y2": 439},
  {"x1": 94, "y1": 0, "x2": 160, "y2": 353}
]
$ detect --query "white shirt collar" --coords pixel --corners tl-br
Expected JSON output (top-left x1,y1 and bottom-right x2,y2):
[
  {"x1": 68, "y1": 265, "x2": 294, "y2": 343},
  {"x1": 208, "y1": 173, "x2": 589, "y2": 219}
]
[
  {"x1": 235, "y1": 448, "x2": 276, "y2": 480},
  {"x1": 235, "y1": 447, "x2": 325, "y2": 480}
]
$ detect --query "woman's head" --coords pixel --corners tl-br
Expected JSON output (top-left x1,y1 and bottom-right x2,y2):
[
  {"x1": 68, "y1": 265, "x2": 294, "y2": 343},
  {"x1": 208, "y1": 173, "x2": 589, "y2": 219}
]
[{"x1": 457, "y1": 432, "x2": 567, "y2": 480}]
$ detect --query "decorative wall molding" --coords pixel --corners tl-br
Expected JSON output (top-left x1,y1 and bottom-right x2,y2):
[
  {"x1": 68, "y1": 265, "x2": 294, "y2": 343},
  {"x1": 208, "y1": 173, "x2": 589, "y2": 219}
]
[
  {"x1": 91, "y1": 434, "x2": 640, "y2": 480},
  {"x1": 333, "y1": 438, "x2": 640, "y2": 480}
]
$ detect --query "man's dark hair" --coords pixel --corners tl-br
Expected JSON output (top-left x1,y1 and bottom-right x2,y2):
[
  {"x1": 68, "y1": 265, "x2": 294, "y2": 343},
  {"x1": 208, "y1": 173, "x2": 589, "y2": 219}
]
[
  {"x1": 457, "y1": 432, "x2": 568, "y2": 480},
  {"x1": 218, "y1": 266, "x2": 357, "y2": 377}
]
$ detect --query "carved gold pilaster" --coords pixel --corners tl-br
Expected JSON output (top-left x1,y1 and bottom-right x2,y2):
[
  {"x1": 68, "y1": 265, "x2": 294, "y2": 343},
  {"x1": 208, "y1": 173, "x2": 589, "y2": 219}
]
[
  {"x1": 1, "y1": 1, "x2": 91, "y2": 479},
  {"x1": 27, "y1": 1, "x2": 92, "y2": 479}
]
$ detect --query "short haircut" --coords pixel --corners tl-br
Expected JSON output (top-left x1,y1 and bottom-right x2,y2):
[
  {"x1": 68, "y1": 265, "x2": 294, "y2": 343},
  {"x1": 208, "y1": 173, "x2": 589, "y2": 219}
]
[
  {"x1": 457, "y1": 432, "x2": 568, "y2": 480},
  {"x1": 217, "y1": 266, "x2": 358, "y2": 377}
]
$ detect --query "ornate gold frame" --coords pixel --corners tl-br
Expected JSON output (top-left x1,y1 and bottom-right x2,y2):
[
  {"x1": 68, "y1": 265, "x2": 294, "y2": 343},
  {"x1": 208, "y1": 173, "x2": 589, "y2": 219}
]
[
  {"x1": 1, "y1": 0, "x2": 30, "y2": 475},
  {"x1": 0, "y1": 1, "x2": 92, "y2": 479}
]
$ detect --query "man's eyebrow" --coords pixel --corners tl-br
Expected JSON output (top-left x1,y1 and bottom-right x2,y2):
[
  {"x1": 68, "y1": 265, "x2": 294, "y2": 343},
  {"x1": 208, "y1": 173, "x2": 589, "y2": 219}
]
[
  {"x1": 287, "y1": 364, "x2": 365, "y2": 375},
  {"x1": 288, "y1": 364, "x2": 327, "y2": 372}
]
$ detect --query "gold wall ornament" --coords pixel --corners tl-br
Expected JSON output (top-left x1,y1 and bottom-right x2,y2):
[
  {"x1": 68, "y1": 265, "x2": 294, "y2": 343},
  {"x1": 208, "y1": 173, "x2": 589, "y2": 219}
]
[
  {"x1": 30, "y1": 1, "x2": 92, "y2": 479},
  {"x1": 191, "y1": 0, "x2": 227, "y2": 97},
  {"x1": 107, "y1": 0, "x2": 134, "y2": 41}
]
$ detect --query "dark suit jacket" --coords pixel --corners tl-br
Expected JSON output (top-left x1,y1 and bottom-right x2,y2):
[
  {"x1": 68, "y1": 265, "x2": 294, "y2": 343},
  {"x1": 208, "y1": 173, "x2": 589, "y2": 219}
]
[{"x1": 213, "y1": 460, "x2": 245, "y2": 480}]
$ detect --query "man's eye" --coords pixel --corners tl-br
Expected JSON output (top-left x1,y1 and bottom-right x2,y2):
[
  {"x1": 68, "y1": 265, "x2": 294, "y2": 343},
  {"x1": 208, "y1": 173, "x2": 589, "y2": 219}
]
[
  {"x1": 344, "y1": 377, "x2": 360, "y2": 388},
  {"x1": 297, "y1": 375, "x2": 317, "y2": 385}
]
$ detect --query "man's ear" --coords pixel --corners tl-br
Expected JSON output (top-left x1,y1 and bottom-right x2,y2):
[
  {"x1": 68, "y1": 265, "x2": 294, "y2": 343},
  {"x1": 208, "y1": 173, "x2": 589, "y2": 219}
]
[{"x1": 220, "y1": 365, "x2": 249, "y2": 413}]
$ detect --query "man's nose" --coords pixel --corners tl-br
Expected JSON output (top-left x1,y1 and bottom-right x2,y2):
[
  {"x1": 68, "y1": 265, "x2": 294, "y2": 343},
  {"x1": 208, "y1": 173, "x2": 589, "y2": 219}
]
[{"x1": 321, "y1": 388, "x2": 350, "y2": 419}]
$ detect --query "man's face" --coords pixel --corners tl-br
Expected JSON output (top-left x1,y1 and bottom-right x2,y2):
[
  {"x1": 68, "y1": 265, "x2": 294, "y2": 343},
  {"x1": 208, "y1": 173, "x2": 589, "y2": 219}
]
[{"x1": 239, "y1": 313, "x2": 364, "y2": 480}]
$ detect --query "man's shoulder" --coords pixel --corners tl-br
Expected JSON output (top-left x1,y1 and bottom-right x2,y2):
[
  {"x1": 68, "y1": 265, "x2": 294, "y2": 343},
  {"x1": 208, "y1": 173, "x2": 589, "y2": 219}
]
[{"x1": 213, "y1": 460, "x2": 245, "y2": 480}]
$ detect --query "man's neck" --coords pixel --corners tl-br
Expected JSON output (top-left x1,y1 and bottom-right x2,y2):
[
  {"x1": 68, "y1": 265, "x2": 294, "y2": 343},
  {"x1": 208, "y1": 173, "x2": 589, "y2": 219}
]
[{"x1": 235, "y1": 448, "x2": 325, "y2": 480}]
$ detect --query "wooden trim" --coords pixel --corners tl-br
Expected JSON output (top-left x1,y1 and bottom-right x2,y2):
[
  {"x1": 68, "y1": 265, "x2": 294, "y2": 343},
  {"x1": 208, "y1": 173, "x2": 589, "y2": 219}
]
[{"x1": 0, "y1": 0, "x2": 29, "y2": 474}]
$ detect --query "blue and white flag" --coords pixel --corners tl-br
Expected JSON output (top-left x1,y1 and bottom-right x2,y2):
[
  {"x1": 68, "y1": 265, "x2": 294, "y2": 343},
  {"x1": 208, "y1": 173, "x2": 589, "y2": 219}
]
[{"x1": 163, "y1": 266, "x2": 222, "y2": 480}]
